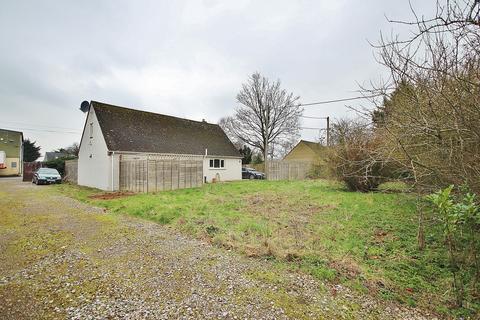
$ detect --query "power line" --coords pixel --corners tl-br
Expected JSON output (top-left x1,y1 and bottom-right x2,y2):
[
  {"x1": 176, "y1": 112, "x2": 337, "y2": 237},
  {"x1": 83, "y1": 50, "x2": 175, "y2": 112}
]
[
  {"x1": 300, "y1": 127, "x2": 326, "y2": 130},
  {"x1": 0, "y1": 120, "x2": 80, "y2": 132},
  {"x1": 300, "y1": 115, "x2": 328, "y2": 120},
  {"x1": 300, "y1": 115, "x2": 331, "y2": 146},
  {"x1": 1, "y1": 126, "x2": 81, "y2": 135},
  {"x1": 299, "y1": 93, "x2": 383, "y2": 107}
]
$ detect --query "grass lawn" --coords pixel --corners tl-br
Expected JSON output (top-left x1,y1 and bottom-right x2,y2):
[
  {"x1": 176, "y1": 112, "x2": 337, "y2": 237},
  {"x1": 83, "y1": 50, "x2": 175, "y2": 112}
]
[{"x1": 56, "y1": 179, "x2": 476, "y2": 317}]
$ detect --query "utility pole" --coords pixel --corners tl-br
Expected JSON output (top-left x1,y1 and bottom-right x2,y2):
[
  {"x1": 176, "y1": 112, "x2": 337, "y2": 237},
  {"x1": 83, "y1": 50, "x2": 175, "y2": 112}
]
[
  {"x1": 326, "y1": 116, "x2": 330, "y2": 147},
  {"x1": 300, "y1": 115, "x2": 331, "y2": 146}
]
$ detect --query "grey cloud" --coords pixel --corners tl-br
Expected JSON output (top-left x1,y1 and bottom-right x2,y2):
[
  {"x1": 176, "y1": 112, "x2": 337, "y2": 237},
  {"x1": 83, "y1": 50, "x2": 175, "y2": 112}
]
[{"x1": 0, "y1": 0, "x2": 437, "y2": 154}]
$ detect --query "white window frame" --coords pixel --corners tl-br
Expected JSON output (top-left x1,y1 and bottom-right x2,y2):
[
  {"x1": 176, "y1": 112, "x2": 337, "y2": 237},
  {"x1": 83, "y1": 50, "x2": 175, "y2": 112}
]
[{"x1": 209, "y1": 158, "x2": 225, "y2": 169}]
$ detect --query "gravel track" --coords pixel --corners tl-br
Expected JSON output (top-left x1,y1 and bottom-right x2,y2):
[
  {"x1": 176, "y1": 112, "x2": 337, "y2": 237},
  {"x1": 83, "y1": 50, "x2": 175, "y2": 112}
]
[{"x1": 0, "y1": 178, "x2": 437, "y2": 319}]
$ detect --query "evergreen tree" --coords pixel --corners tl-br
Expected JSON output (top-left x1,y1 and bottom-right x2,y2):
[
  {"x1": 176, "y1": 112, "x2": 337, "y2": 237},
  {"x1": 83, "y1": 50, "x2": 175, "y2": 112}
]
[
  {"x1": 239, "y1": 145, "x2": 252, "y2": 164},
  {"x1": 23, "y1": 139, "x2": 41, "y2": 162},
  {"x1": 252, "y1": 153, "x2": 264, "y2": 165}
]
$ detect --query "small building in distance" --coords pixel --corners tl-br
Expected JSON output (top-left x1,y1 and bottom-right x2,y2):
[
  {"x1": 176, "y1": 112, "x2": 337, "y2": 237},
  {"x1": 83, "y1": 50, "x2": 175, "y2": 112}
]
[
  {"x1": 283, "y1": 140, "x2": 326, "y2": 163},
  {"x1": 283, "y1": 139, "x2": 329, "y2": 178},
  {"x1": 44, "y1": 152, "x2": 68, "y2": 162},
  {"x1": 0, "y1": 129, "x2": 23, "y2": 177}
]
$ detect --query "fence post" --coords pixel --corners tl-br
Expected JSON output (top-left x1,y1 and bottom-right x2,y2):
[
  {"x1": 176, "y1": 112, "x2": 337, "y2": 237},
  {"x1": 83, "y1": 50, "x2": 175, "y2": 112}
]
[
  {"x1": 172, "y1": 160, "x2": 174, "y2": 190},
  {"x1": 163, "y1": 160, "x2": 165, "y2": 191},
  {"x1": 146, "y1": 159, "x2": 149, "y2": 193},
  {"x1": 177, "y1": 161, "x2": 181, "y2": 189}
]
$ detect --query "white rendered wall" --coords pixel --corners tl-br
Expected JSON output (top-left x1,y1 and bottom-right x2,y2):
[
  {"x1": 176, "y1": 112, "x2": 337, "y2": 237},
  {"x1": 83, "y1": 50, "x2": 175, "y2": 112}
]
[
  {"x1": 78, "y1": 107, "x2": 113, "y2": 191},
  {"x1": 203, "y1": 157, "x2": 242, "y2": 183}
]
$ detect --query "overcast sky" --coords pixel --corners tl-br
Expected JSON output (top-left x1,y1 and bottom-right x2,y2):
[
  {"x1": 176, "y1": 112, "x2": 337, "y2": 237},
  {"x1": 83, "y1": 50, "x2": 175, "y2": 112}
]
[{"x1": 0, "y1": 0, "x2": 435, "y2": 157}]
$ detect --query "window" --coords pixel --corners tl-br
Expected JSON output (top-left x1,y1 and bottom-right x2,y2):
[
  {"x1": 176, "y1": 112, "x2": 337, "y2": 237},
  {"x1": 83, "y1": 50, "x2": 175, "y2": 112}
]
[
  {"x1": 11, "y1": 162, "x2": 17, "y2": 168},
  {"x1": 89, "y1": 122, "x2": 93, "y2": 138},
  {"x1": 209, "y1": 159, "x2": 225, "y2": 169}
]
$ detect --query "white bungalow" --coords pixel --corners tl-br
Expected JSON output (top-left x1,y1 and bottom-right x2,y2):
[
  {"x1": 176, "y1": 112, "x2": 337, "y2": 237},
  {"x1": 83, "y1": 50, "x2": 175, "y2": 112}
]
[{"x1": 78, "y1": 101, "x2": 242, "y2": 191}]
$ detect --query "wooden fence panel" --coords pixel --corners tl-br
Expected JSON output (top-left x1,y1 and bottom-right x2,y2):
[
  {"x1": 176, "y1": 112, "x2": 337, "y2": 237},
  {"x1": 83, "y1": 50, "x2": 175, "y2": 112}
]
[
  {"x1": 197, "y1": 161, "x2": 203, "y2": 184},
  {"x1": 171, "y1": 161, "x2": 178, "y2": 190},
  {"x1": 119, "y1": 158, "x2": 203, "y2": 193},
  {"x1": 159, "y1": 160, "x2": 166, "y2": 191},
  {"x1": 179, "y1": 161, "x2": 184, "y2": 189},
  {"x1": 164, "y1": 161, "x2": 172, "y2": 191},
  {"x1": 23, "y1": 162, "x2": 42, "y2": 182},
  {"x1": 266, "y1": 160, "x2": 311, "y2": 181},
  {"x1": 64, "y1": 159, "x2": 78, "y2": 184}
]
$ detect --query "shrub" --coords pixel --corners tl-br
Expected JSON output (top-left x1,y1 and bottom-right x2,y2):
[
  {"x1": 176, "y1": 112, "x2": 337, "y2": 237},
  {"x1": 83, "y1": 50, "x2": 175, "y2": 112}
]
[
  {"x1": 327, "y1": 119, "x2": 393, "y2": 192},
  {"x1": 427, "y1": 185, "x2": 480, "y2": 308},
  {"x1": 306, "y1": 163, "x2": 327, "y2": 179}
]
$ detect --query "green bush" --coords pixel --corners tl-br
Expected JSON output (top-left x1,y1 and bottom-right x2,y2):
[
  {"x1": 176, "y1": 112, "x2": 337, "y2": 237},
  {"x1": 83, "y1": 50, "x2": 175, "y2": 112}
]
[{"x1": 427, "y1": 185, "x2": 480, "y2": 309}]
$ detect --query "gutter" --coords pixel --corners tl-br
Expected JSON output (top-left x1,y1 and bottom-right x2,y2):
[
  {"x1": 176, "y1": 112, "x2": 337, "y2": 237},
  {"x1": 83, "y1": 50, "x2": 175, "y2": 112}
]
[{"x1": 111, "y1": 150, "x2": 242, "y2": 159}]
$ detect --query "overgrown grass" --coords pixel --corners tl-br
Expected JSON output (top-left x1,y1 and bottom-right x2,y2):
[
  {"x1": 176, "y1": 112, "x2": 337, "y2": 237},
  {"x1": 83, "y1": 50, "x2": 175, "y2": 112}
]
[{"x1": 55, "y1": 180, "x2": 476, "y2": 317}]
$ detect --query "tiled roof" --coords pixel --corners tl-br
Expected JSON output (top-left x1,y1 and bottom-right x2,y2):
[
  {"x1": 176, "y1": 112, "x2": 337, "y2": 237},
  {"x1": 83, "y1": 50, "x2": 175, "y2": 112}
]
[{"x1": 91, "y1": 101, "x2": 240, "y2": 157}]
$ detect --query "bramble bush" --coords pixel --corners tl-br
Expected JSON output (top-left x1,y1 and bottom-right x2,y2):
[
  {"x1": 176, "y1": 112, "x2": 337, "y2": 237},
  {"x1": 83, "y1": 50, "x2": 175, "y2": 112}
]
[{"x1": 327, "y1": 119, "x2": 394, "y2": 192}]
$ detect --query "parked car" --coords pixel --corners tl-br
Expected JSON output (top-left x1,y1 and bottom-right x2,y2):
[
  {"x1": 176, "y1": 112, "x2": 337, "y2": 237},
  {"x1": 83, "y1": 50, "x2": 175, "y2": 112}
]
[
  {"x1": 32, "y1": 168, "x2": 62, "y2": 185},
  {"x1": 242, "y1": 167, "x2": 265, "y2": 180}
]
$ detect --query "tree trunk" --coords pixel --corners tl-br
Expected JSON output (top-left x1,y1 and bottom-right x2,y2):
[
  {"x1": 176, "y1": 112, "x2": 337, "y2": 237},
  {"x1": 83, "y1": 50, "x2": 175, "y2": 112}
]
[{"x1": 263, "y1": 141, "x2": 268, "y2": 180}]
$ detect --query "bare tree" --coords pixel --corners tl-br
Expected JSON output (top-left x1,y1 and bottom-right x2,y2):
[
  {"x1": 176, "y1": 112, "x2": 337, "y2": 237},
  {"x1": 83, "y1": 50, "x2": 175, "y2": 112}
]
[
  {"x1": 218, "y1": 117, "x2": 243, "y2": 149},
  {"x1": 227, "y1": 72, "x2": 302, "y2": 165},
  {"x1": 360, "y1": 1, "x2": 480, "y2": 307},
  {"x1": 55, "y1": 142, "x2": 80, "y2": 157},
  {"x1": 359, "y1": 0, "x2": 480, "y2": 194},
  {"x1": 270, "y1": 134, "x2": 300, "y2": 159},
  {"x1": 327, "y1": 118, "x2": 396, "y2": 192}
]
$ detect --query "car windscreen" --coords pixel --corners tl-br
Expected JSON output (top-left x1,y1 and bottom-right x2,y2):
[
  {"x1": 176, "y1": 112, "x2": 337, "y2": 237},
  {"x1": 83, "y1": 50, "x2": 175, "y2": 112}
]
[{"x1": 37, "y1": 168, "x2": 59, "y2": 174}]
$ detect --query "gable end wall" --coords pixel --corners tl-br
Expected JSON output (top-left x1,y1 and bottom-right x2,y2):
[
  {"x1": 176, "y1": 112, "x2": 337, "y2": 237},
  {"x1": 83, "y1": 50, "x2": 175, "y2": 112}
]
[
  {"x1": 284, "y1": 143, "x2": 318, "y2": 162},
  {"x1": 78, "y1": 107, "x2": 116, "y2": 190}
]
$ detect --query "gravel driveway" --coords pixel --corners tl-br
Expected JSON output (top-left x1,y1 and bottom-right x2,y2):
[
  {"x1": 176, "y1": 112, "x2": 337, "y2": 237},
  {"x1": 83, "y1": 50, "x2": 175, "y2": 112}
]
[{"x1": 0, "y1": 178, "x2": 435, "y2": 319}]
